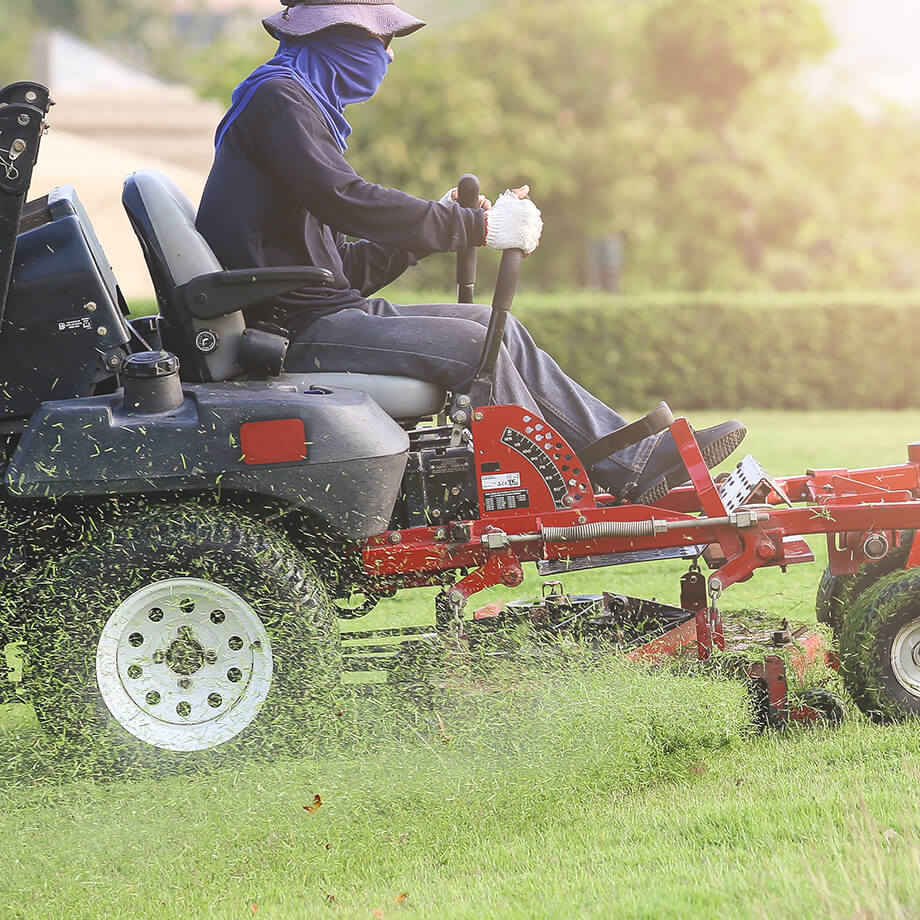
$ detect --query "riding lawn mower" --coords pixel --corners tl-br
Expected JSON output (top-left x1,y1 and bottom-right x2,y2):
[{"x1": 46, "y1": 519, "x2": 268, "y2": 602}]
[{"x1": 1, "y1": 82, "x2": 919, "y2": 760}]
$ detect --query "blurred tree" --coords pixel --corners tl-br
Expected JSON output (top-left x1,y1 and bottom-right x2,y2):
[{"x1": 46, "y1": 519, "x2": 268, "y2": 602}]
[
  {"x1": 344, "y1": 0, "x2": 846, "y2": 290},
  {"x1": 640, "y1": 0, "x2": 832, "y2": 123},
  {"x1": 0, "y1": 0, "x2": 171, "y2": 83},
  {"x1": 0, "y1": 0, "x2": 37, "y2": 83},
  {"x1": 10, "y1": 0, "x2": 920, "y2": 294},
  {"x1": 31, "y1": 0, "x2": 162, "y2": 44}
]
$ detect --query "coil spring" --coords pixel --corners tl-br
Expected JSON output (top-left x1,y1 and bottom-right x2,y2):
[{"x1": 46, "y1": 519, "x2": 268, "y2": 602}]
[{"x1": 541, "y1": 520, "x2": 659, "y2": 543}]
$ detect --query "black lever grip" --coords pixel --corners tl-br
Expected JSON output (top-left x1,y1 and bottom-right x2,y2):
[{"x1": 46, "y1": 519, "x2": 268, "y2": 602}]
[
  {"x1": 456, "y1": 173, "x2": 480, "y2": 304},
  {"x1": 473, "y1": 248, "x2": 524, "y2": 384}
]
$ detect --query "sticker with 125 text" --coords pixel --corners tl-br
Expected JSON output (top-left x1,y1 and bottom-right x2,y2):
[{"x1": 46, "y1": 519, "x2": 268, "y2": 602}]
[{"x1": 481, "y1": 472, "x2": 521, "y2": 491}]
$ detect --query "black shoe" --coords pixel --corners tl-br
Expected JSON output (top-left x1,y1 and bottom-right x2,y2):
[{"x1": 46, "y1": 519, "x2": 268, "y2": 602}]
[{"x1": 630, "y1": 420, "x2": 747, "y2": 505}]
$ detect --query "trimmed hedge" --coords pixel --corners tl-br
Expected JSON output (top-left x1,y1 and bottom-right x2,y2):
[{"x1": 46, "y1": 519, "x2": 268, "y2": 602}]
[
  {"x1": 389, "y1": 290, "x2": 920, "y2": 410},
  {"x1": 131, "y1": 291, "x2": 920, "y2": 409}
]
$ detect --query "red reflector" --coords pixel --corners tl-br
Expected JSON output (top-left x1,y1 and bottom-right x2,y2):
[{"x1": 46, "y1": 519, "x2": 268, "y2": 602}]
[{"x1": 240, "y1": 419, "x2": 307, "y2": 465}]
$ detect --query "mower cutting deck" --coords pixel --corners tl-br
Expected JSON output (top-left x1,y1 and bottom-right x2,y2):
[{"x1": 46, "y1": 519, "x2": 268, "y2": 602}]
[{"x1": 3, "y1": 83, "x2": 920, "y2": 760}]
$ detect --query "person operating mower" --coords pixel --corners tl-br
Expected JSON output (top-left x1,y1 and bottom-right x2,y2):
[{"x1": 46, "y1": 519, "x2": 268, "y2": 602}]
[{"x1": 196, "y1": 0, "x2": 746, "y2": 505}]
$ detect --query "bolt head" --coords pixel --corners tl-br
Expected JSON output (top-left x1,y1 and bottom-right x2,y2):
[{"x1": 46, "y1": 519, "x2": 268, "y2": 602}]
[
  {"x1": 85, "y1": 301, "x2": 97, "y2": 312},
  {"x1": 387, "y1": 532, "x2": 402, "y2": 544},
  {"x1": 17, "y1": 114, "x2": 29, "y2": 125},
  {"x1": 96, "y1": 326, "x2": 108, "y2": 336}
]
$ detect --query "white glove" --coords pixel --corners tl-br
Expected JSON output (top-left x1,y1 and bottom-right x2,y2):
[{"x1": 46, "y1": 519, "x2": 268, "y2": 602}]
[
  {"x1": 484, "y1": 190, "x2": 543, "y2": 255},
  {"x1": 439, "y1": 188, "x2": 492, "y2": 210}
]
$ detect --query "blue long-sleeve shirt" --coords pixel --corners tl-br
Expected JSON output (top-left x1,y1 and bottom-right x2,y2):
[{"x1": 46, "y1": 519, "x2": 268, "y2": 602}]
[{"x1": 196, "y1": 78, "x2": 485, "y2": 330}]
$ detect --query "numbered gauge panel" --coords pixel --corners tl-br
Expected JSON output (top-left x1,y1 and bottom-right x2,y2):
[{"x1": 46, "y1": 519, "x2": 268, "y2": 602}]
[{"x1": 472, "y1": 405, "x2": 595, "y2": 517}]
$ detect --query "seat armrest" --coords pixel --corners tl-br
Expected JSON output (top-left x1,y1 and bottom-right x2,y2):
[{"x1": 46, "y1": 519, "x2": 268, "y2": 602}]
[{"x1": 178, "y1": 266, "x2": 335, "y2": 320}]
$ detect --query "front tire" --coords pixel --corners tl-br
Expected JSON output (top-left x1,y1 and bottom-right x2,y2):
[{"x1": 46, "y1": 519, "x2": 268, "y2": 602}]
[
  {"x1": 839, "y1": 568, "x2": 920, "y2": 722},
  {"x1": 815, "y1": 532, "x2": 913, "y2": 634},
  {"x1": 26, "y1": 502, "x2": 341, "y2": 762}
]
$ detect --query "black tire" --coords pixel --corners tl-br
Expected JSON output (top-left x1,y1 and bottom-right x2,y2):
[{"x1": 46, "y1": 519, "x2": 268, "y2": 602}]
[
  {"x1": 25, "y1": 501, "x2": 341, "y2": 767},
  {"x1": 838, "y1": 568, "x2": 920, "y2": 723},
  {"x1": 815, "y1": 531, "x2": 913, "y2": 634},
  {"x1": 798, "y1": 687, "x2": 846, "y2": 726}
]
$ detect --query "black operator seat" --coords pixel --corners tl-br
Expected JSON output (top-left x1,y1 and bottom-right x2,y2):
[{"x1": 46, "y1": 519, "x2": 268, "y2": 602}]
[{"x1": 121, "y1": 169, "x2": 446, "y2": 420}]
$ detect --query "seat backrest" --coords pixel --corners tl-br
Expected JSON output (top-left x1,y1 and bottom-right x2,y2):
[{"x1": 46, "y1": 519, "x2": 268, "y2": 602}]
[{"x1": 122, "y1": 169, "x2": 245, "y2": 381}]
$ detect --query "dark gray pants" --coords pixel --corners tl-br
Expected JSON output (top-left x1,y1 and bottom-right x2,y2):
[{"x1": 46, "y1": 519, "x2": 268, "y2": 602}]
[{"x1": 287, "y1": 299, "x2": 657, "y2": 493}]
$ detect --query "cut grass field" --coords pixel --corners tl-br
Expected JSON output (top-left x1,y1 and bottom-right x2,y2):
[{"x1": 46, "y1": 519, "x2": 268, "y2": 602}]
[{"x1": 3, "y1": 409, "x2": 920, "y2": 920}]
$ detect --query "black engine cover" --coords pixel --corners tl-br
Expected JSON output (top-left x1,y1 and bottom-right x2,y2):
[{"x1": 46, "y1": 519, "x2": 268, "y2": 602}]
[{"x1": 397, "y1": 428, "x2": 478, "y2": 528}]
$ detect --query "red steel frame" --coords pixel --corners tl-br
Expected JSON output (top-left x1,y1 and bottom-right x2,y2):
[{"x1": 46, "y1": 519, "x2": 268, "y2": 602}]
[
  {"x1": 363, "y1": 405, "x2": 920, "y2": 599},
  {"x1": 358, "y1": 404, "x2": 920, "y2": 724}
]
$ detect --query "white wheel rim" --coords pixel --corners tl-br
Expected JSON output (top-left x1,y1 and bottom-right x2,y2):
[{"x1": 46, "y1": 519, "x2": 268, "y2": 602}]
[
  {"x1": 96, "y1": 578, "x2": 273, "y2": 752},
  {"x1": 890, "y1": 617, "x2": 920, "y2": 697}
]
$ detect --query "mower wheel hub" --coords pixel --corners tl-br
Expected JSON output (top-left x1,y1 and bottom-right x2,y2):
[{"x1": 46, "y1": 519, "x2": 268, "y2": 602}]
[
  {"x1": 96, "y1": 578, "x2": 273, "y2": 751},
  {"x1": 165, "y1": 629, "x2": 206, "y2": 676},
  {"x1": 890, "y1": 617, "x2": 920, "y2": 696}
]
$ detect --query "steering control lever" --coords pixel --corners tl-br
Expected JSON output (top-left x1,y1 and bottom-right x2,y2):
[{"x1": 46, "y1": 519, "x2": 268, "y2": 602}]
[
  {"x1": 448, "y1": 173, "x2": 526, "y2": 420},
  {"x1": 456, "y1": 173, "x2": 480, "y2": 304}
]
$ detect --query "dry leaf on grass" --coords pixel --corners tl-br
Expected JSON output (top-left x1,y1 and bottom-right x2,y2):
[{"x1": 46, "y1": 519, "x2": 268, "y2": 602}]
[
  {"x1": 395, "y1": 892, "x2": 409, "y2": 904},
  {"x1": 303, "y1": 794, "x2": 323, "y2": 814}
]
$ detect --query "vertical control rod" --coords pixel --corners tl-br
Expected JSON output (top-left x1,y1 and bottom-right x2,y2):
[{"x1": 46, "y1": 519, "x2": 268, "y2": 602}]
[{"x1": 456, "y1": 173, "x2": 480, "y2": 304}]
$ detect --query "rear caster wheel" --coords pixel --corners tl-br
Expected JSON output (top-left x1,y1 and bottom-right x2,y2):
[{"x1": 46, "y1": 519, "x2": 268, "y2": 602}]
[
  {"x1": 26, "y1": 502, "x2": 341, "y2": 763},
  {"x1": 797, "y1": 687, "x2": 846, "y2": 726},
  {"x1": 839, "y1": 568, "x2": 920, "y2": 722}
]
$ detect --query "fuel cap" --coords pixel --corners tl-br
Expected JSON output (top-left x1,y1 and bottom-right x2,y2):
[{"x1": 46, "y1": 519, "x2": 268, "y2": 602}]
[{"x1": 122, "y1": 350, "x2": 180, "y2": 378}]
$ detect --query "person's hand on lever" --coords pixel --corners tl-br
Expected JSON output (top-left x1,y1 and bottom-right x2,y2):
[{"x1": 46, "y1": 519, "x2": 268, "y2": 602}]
[
  {"x1": 439, "y1": 188, "x2": 492, "y2": 211},
  {"x1": 483, "y1": 185, "x2": 542, "y2": 255}
]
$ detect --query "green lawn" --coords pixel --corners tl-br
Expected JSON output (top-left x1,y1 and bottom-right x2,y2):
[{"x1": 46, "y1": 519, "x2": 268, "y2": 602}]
[{"x1": 3, "y1": 410, "x2": 920, "y2": 919}]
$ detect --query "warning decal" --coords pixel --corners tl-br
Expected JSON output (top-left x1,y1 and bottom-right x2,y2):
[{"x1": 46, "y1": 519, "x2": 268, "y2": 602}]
[
  {"x1": 483, "y1": 488, "x2": 531, "y2": 512},
  {"x1": 57, "y1": 317, "x2": 93, "y2": 332}
]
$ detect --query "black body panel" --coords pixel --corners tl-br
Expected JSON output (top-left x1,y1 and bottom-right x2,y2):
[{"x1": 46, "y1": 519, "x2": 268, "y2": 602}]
[
  {"x1": 0, "y1": 86, "x2": 50, "y2": 325},
  {"x1": 1, "y1": 186, "x2": 129, "y2": 418},
  {"x1": 7, "y1": 383, "x2": 409, "y2": 540}
]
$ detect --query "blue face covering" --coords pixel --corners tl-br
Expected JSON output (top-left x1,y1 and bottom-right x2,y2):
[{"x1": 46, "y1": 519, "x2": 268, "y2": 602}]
[{"x1": 214, "y1": 26, "x2": 391, "y2": 152}]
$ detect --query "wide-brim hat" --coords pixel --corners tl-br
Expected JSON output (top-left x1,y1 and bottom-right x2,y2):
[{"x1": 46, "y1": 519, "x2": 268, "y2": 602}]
[{"x1": 263, "y1": 0, "x2": 426, "y2": 41}]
